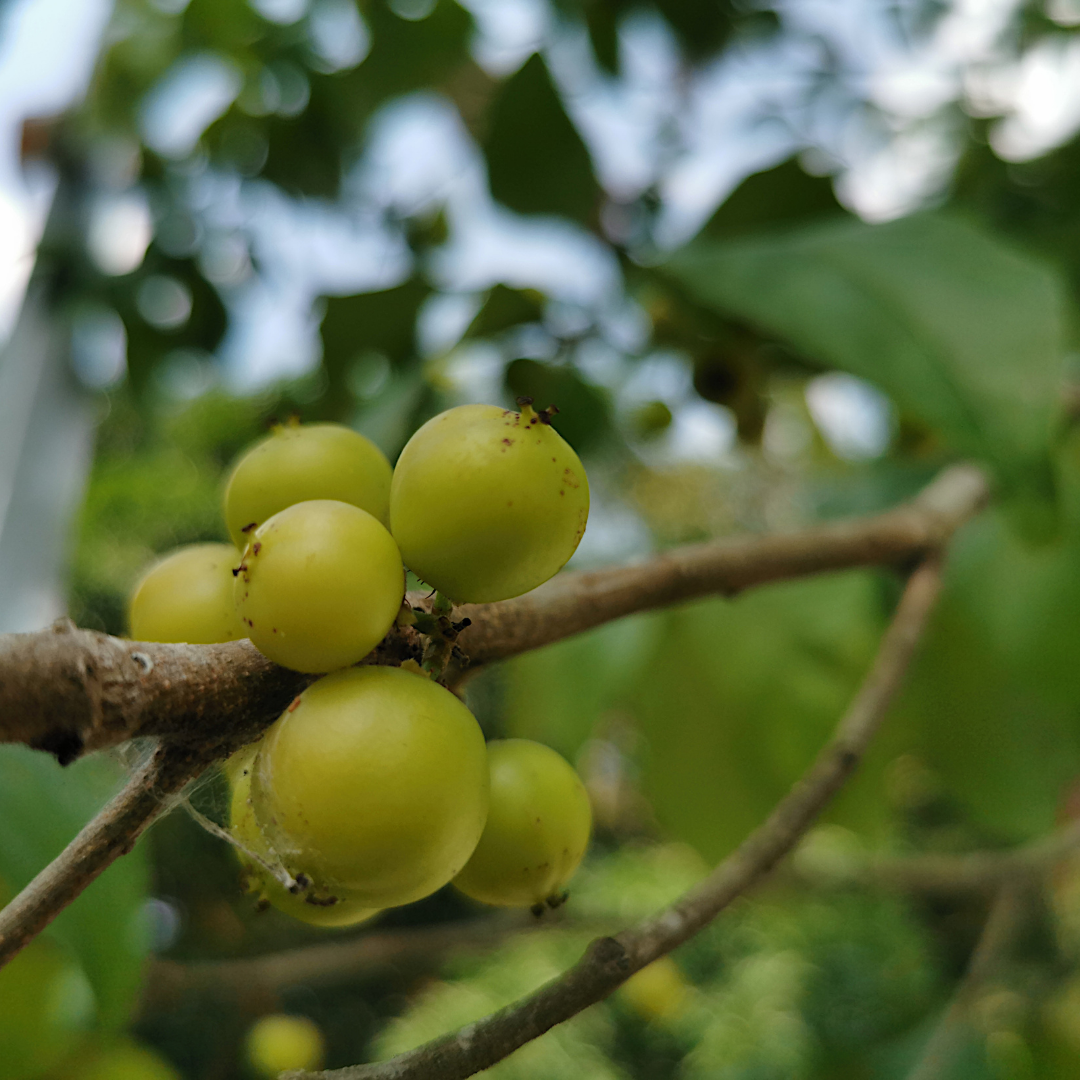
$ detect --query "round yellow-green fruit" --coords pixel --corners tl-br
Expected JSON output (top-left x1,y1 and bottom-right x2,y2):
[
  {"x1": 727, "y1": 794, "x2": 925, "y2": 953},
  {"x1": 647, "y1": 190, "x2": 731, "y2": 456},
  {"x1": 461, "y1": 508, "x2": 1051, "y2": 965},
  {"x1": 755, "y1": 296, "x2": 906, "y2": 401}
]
[
  {"x1": 233, "y1": 499, "x2": 404, "y2": 673},
  {"x1": 389, "y1": 403, "x2": 589, "y2": 602},
  {"x1": 453, "y1": 739, "x2": 591, "y2": 908},
  {"x1": 251, "y1": 665, "x2": 489, "y2": 907},
  {"x1": 70, "y1": 1041, "x2": 181, "y2": 1080},
  {"x1": 618, "y1": 956, "x2": 692, "y2": 1023},
  {"x1": 128, "y1": 543, "x2": 245, "y2": 644},
  {"x1": 0, "y1": 931, "x2": 93, "y2": 1080},
  {"x1": 229, "y1": 765, "x2": 379, "y2": 928},
  {"x1": 223, "y1": 421, "x2": 392, "y2": 548},
  {"x1": 246, "y1": 1014, "x2": 324, "y2": 1077}
]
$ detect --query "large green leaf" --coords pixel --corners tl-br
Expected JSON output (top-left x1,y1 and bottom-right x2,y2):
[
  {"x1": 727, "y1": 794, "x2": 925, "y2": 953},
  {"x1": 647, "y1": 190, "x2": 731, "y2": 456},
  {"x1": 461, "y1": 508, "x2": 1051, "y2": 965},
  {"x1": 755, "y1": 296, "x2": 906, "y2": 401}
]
[
  {"x1": 663, "y1": 214, "x2": 1066, "y2": 503},
  {"x1": 0, "y1": 748, "x2": 150, "y2": 1029},
  {"x1": 482, "y1": 53, "x2": 599, "y2": 224},
  {"x1": 623, "y1": 572, "x2": 886, "y2": 862}
]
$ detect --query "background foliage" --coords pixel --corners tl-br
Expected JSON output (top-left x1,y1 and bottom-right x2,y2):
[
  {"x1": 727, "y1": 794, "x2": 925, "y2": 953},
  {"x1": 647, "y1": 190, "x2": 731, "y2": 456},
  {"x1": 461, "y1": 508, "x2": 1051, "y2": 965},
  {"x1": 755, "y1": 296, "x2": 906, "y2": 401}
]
[{"x1": 6, "y1": 0, "x2": 1080, "y2": 1076}]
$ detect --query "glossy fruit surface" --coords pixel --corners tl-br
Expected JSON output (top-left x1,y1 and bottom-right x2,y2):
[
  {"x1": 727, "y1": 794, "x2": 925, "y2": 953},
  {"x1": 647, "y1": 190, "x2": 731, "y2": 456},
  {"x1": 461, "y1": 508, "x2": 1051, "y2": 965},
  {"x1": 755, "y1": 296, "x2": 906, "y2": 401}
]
[
  {"x1": 246, "y1": 1014, "x2": 325, "y2": 1076},
  {"x1": 229, "y1": 766, "x2": 378, "y2": 928},
  {"x1": 223, "y1": 422, "x2": 392, "y2": 548},
  {"x1": 128, "y1": 543, "x2": 245, "y2": 644},
  {"x1": 251, "y1": 665, "x2": 489, "y2": 907},
  {"x1": 453, "y1": 738, "x2": 592, "y2": 908},
  {"x1": 233, "y1": 499, "x2": 403, "y2": 673},
  {"x1": 389, "y1": 403, "x2": 589, "y2": 602}
]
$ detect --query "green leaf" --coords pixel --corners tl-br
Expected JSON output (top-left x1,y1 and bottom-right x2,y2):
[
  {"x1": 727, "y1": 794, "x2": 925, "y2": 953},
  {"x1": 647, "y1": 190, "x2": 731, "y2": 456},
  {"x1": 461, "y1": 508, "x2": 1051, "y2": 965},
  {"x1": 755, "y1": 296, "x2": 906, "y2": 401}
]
[
  {"x1": 894, "y1": 505, "x2": 1080, "y2": 841},
  {"x1": 503, "y1": 358, "x2": 614, "y2": 453},
  {"x1": 0, "y1": 748, "x2": 150, "y2": 1029},
  {"x1": 503, "y1": 613, "x2": 663, "y2": 759},
  {"x1": 465, "y1": 285, "x2": 545, "y2": 339},
  {"x1": 482, "y1": 53, "x2": 599, "y2": 224},
  {"x1": 319, "y1": 278, "x2": 431, "y2": 417},
  {"x1": 701, "y1": 156, "x2": 844, "y2": 240},
  {"x1": 623, "y1": 573, "x2": 886, "y2": 862},
  {"x1": 663, "y1": 213, "x2": 1066, "y2": 505}
]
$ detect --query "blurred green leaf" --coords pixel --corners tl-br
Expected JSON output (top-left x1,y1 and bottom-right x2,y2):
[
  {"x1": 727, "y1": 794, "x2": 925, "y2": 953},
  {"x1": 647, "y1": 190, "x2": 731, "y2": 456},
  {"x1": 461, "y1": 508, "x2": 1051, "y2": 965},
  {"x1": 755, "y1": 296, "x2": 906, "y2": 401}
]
[
  {"x1": 503, "y1": 613, "x2": 662, "y2": 759},
  {"x1": 0, "y1": 747, "x2": 149, "y2": 1029},
  {"x1": 624, "y1": 573, "x2": 885, "y2": 862},
  {"x1": 701, "y1": 156, "x2": 844, "y2": 240},
  {"x1": 482, "y1": 53, "x2": 599, "y2": 224},
  {"x1": 663, "y1": 213, "x2": 1067, "y2": 511},
  {"x1": 465, "y1": 285, "x2": 545, "y2": 339},
  {"x1": 503, "y1": 358, "x2": 614, "y2": 453},
  {"x1": 319, "y1": 278, "x2": 431, "y2": 417}
]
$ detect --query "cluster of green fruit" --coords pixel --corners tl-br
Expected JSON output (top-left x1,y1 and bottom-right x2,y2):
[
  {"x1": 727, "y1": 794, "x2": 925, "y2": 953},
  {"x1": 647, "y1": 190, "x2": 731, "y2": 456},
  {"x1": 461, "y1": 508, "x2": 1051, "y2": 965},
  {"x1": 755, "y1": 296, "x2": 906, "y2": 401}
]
[{"x1": 126, "y1": 402, "x2": 593, "y2": 925}]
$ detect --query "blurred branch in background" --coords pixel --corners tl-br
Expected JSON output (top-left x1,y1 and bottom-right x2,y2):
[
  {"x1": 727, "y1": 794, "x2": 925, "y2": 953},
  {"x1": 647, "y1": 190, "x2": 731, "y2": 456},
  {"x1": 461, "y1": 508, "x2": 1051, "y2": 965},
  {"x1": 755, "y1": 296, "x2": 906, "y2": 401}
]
[{"x1": 905, "y1": 884, "x2": 1031, "y2": 1080}]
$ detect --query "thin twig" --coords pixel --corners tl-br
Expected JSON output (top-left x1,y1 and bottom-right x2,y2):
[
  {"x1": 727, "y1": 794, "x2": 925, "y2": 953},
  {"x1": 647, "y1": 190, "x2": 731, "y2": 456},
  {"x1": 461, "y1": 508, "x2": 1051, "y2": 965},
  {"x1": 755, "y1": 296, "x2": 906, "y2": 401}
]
[
  {"x1": 905, "y1": 884, "x2": 1029, "y2": 1080},
  {"x1": 0, "y1": 740, "x2": 215, "y2": 970},
  {"x1": 142, "y1": 913, "x2": 546, "y2": 1013},
  {"x1": 0, "y1": 464, "x2": 988, "y2": 757},
  {"x1": 288, "y1": 557, "x2": 946, "y2": 1080}
]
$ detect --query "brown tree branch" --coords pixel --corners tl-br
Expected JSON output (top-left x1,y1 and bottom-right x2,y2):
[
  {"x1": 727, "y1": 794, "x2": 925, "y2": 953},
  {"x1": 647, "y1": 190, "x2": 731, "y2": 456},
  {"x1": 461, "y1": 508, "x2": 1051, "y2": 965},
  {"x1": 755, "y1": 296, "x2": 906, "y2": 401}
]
[
  {"x1": 286, "y1": 555, "x2": 945, "y2": 1080},
  {"x1": 0, "y1": 464, "x2": 989, "y2": 759},
  {"x1": 0, "y1": 739, "x2": 217, "y2": 969}
]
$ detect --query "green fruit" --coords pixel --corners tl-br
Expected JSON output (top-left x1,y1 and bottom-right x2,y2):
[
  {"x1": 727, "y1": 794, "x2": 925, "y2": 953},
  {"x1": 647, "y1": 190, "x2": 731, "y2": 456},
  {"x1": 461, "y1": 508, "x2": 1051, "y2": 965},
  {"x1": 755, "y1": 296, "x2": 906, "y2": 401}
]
[
  {"x1": 618, "y1": 956, "x2": 691, "y2": 1023},
  {"x1": 223, "y1": 421, "x2": 392, "y2": 548},
  {"x1": 251, "y1": 665, "x2": 489, "y2": 908},
  {"x1": 128, "y1": 543, "x2": 245, "y2": 644},
  {"x1": 229, "y1": 764, "x2": 379, "y2": 928},
  {"x1": 389, "y1": 403, "x2": 590, "y2": 602},
  {"x1": 246, "y1": 1014, "x2": 324, "y2": 1077},
  {"x1": 234, "y1": 500, "x2": 404, "y2": 673},
  {"x1": 453, "y1": 739, "x2": 591, "y2": 908},
  {"x1": 70, "y1": 1041, "x2": 181, "y2": 1080},
  {"x1": 0, "y1": 934, "x2": 94, "y2": 1080}
]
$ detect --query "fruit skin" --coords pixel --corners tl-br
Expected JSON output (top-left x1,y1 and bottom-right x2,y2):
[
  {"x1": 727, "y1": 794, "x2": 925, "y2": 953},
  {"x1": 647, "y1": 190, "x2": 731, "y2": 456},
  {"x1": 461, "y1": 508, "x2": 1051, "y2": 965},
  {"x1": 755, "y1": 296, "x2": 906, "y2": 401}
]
[
  {"x1": 233, "y1": 499, "x2": 404, "y2": 673},
  {"x1": 246, "y1": 1014, "x2": 325, "y2": 1076},
  {"x1": 128, "y1": 543, "x2": 245, "y2": 644},
  {"x1": 453, "y1": 738, "x2": 592, "y2": 908},
  {"x1": 389, "y1": 403, "x2": 589, "y2": 602},
  {"x1": 229, "y1": 761, "x2": 379, "y2": 928},
  {"x1": 223, "y1": 421, "x2": 392, "y2": 548},
  {"x1": 251, "y1": 665, "x2": 489, "y2": 908}
]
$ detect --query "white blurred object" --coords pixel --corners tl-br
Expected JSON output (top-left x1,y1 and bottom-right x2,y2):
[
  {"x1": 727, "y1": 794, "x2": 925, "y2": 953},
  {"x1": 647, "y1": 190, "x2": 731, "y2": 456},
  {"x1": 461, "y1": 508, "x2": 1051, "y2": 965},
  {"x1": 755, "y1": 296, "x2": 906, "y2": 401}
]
[
  {"x1": 70, "y1": 302, "x2": 127, "y2": 389},
  {"x1": 250, "y1": 0, "x2": 309, "y2": 25},
  {"x1": 0, "y1": 284, "x2": 95, "y2": 632},
  {"x1": 87, "y1": 189, "x2": 152, "y2": 275},
  {"x1": 805, "y1": 371, "x2": 894, "y2": 460},
  {"x1": 990, "y1": 36, "x2": 1080, "y2": 161},
  {"x1": 140, "y1": 52, "x2": 243, "y2": 159},
  {"x1": 307, "y1": 0, "x2": 370, "y2": 73}
]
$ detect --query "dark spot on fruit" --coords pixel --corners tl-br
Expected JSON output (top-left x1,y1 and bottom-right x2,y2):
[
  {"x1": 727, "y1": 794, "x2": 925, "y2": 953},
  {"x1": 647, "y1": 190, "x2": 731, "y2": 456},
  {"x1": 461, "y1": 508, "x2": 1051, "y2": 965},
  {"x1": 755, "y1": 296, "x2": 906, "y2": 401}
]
[
  {"x1": 271, "y1": 627, "x2": 278, "y2": 634},
  {"x1": 241, "y1": 522, "x2": 257, "y2": 533},
  {"x1": 507, "y1": 500, "x2": 513, "y2": 507},
  {"x1": 305, "y1": 894, "x2": 339, "y2": 907},
  {"x1": 531, "y1": 903, "x2": 545, "y2": 917},
  {"x1": 559, "y1": 490, "x2": 564, "y2": 496},
  {"x1": 252, "y1": 542, "x2": 262, "y2": 555},
  {"x1": 552, "y1": 457, "x2": 556, "y2": 462},
  {"x1": 502, "y1": 438, "x2": 513, "y2": 446}
]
